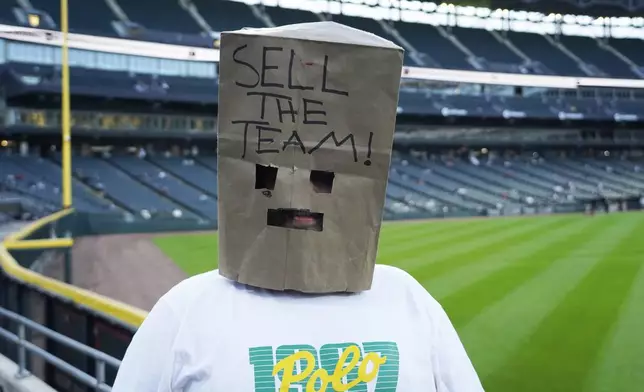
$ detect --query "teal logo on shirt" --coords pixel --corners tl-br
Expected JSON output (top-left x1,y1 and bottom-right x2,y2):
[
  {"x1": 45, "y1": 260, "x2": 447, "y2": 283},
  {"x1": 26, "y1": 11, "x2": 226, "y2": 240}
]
[{"x1": 248, "y1": 341, "x2": 399, "y2": 391}]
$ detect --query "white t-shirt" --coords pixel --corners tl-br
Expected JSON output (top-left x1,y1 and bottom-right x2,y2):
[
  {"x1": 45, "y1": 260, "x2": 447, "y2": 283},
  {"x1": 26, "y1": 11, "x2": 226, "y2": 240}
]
[{"x1": 112, "y1": 265, "x2": 484, "y2": 392}]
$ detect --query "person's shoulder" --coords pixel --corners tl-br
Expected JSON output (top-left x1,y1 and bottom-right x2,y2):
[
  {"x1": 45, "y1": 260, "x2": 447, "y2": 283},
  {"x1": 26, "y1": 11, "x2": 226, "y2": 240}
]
[
  {"x1": 373, "y1": 264, "x2": 421, "y2": 286},
  {"x1": 158, "y1": 269, "x2": 231, "y2": 315},
  {"x1": 372, "y1": 264, "x2": 443, "y2": 309}
]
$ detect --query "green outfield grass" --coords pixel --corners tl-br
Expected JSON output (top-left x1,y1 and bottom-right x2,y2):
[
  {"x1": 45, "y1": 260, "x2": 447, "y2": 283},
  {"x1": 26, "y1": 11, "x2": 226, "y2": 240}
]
[{"x1": 153, "y1": 212, "x2": 644, "y2": 392}]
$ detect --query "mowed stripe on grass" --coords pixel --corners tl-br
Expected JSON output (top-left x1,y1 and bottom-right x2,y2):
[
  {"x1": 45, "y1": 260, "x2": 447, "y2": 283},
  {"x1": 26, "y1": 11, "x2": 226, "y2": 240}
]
[
  {"x1": 377, "y1": 217, "x2": 523, "y2": 262},
  {"x1": 153, "y1": 212, "x2": 644, "y2": 392},
  {"x1": 481, "y1": 213, "x2": 644, "y2": 392},
  {"x1": 418, "y1": 216, "x2": 591, "y2": 300},
  {"x1": 403, "y1": 215, "x2": 567, "y2": 278},
  {"x1": 436, "y1": 216, "x2": 598, "y2": 327},
  {"x1": 457, "y1": 214, "x2": 635, "y2": 377},
  {"x1": 587, "y1": 249, "x2": 644, "y2": 392}
]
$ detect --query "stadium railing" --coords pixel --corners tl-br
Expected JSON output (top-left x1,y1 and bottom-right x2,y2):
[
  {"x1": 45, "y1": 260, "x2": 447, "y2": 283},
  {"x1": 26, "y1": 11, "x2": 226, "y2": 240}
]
[
  {"x1": 0, "y1": 306, "x2": 120, "y2": 391},
  {"x1": 0, "y1": 209, "x2": 147, "y2": 391}
]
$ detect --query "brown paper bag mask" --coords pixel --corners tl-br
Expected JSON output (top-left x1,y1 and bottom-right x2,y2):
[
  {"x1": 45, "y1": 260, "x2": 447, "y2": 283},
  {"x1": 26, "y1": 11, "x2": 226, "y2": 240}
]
[{"x1": 217, "y1": 22, "x2": 404, "y2": 293}]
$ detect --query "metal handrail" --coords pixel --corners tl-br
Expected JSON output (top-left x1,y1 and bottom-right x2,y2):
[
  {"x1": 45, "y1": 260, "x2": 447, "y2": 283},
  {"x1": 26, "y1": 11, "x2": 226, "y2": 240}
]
[{"x1": 0, "y1": 306, "x2": 121, "y2": 391}]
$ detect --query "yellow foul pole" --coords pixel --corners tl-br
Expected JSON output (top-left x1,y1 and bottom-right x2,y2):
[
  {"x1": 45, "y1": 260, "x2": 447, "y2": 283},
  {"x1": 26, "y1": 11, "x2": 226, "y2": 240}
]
[{"x1": 61, "y1": 0, "x2": 72, "y2": 208}]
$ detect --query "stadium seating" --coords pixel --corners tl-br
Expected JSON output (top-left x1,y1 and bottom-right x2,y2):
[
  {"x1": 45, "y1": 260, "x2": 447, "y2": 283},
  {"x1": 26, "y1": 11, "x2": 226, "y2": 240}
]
[
  {"x1": 0, "y1": 154, "x2": 113, "y2": 212},
  {"x1": 384, "y1": 197, "x2": 420, "y2": 215},
  {"x1": 0, "y1": 190, "x2": 56, "y2": 218},
  {"x1": 195, "y1": 156, "x2": 218, "y2": 172},
  {"x1": 28, "y1": 0, "x2": 118, "y2": 36},
  {"x1": 5, "y1": 0, "x2": 644, "y2": 80},
  {"x1": 608, "y1": 38, "x2": 644, "y2": 73},
  {"x1": 393, "y1": 153, "x2": 644, "y2": 214},
  {"x1": 491, "y1": 96, "x2": 555, "y2": 119},
  {"x1": 4, "y1": 151, "x2": 641, "y2": 220},
  {"x1": 10, "y1": 61, "x2": 644, "y2": 121},
  {"x1": 2, "y1": 2, "x2": 644, "y2": 221},
  {"x1": 576, "y1": 158, "x2": 644, "y2": 189},
  {"x1": 558, "y1": 35, "x2": 637, "y2": 79},
  {"x1": 392, "y1": 158, "x2": 523, "y2": 213},
  {"x1": 454, "y1": 163, "x2": 553, "y2": 204},
  {"x1": 108, "y1": 155, "x2": 217, "y2": 220},
  {"x1": 451, "y1": 28, "x2": 523, "y2": 70},
  {"x1": 388, "y1": 170, "x2": 484, "y2": 212},
  {"x1": 68, "y1": 155, "x2": 202, "y2": 219},
  {"x1": 5, "y1": 1, "x2": 644, "y2": 120},
  {"x1": 8, "y1": 155, "x2": 116, "y2": 209},
  {"x1": 120, "y1": 0, "x2": 197, "y2": 34},
  {"x1": 505, "y1": 31, "x2": 586, "y2": 76},
  {"x1": 0, "y1": 2, "x2": 15, "y2": 25},
  {"x1": 329, "y1": 14, "x2": 395, "y2": 43},
  {"x1": 148, "y1": 156, "x2": 218, "y2": 197},
  {"x1": 395, "y1": 22, "x2": 475, "y2": 69},
  {"x1": 196, "y1": 0, "x2": 264, "y2": 32},
  {"x1": 483, "y1": 162, "x2": 564, "y2": 196},
  {"x1": 539, "y1": 159, "x2": 631, "y2": 198},
  {"x1": 264, "y1": 6, "x2": 320, "y2": 27},
  {"x1": 0, "y1": 152, "x2": 224, "y2": 220},
  {"x1": 0, "y1": 210, "x2": 11, "y2": 224}
]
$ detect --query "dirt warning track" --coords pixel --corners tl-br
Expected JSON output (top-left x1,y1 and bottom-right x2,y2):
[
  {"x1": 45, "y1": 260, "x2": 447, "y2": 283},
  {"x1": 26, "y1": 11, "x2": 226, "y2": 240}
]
[{"x1": 43, "y1": 234, "x2": 186, "y2": 311}]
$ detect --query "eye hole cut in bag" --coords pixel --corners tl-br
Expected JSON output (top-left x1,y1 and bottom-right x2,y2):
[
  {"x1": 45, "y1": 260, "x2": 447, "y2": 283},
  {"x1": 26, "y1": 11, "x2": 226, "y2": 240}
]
[
  {"x1": 310, "y1": 170, "x2": 334, "y2": 193},
  {"x1": 255, "y1": 164, "x2": 278, "y2": 190}
]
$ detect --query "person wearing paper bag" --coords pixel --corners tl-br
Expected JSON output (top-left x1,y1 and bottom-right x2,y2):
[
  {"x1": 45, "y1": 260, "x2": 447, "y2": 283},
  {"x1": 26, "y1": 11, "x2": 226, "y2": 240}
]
[{"x1": 112, "y1": 21, "x2": 484, "y2": 392}]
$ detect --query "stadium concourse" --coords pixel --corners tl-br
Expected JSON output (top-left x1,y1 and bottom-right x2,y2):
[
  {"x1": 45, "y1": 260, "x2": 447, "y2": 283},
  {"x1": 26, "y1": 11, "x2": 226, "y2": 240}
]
[{"x1": 0, "y1": 0, "x2": 644, "y2": 391}]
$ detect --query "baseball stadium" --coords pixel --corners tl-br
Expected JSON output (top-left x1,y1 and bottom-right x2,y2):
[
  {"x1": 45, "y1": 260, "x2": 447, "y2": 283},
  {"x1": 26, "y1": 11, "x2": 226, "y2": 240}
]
[{"x1": 1, "y1": 0, "x2": 644, "y2": 391}]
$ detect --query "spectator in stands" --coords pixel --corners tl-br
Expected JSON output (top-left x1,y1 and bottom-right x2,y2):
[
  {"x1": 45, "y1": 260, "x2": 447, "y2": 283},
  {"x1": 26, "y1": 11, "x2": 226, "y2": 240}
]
[
  {"x1": 113, "y1": 22, "x2": 483, "y2": 392},
  {"x1": 137, "y1": 147, "x2": 147, "y2": 159}
]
